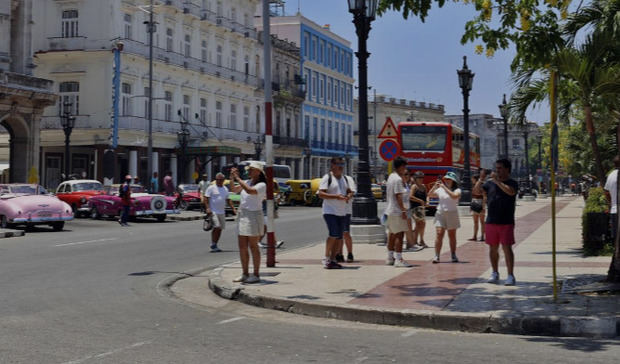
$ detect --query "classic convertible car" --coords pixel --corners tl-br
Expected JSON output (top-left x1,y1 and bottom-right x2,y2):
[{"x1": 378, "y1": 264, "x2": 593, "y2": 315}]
[
  {"x1": 0, "y1": 184, "x2": 73, "y2": 230},
  {"x1": 87, "y1": 184, "x2": 179, "y2": 221},
  {"x1": 175, "y1": 184, "x2": 203, "y2": 210}
]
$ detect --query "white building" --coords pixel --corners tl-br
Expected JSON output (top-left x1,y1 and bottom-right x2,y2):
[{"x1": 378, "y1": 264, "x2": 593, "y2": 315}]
[
  {"x1": 444, "y1": 113, "x2": 500, "y2": 170},
  {"x1": 32, "y1": 0, "x2": 265, "y2": 189}
]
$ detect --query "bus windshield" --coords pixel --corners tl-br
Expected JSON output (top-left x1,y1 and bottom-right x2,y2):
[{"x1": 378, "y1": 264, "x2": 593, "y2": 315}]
[
  {"x1": 273, "y1": 166, "x2": 291, "y2": 179},
  {"x1": 400, "y1": 125, "x2": 448, "y2": 151}
]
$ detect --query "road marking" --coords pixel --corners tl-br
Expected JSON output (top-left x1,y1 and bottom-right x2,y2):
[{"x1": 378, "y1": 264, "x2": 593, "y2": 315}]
[
  {"x1": 54, "y1": 238, "x2": 119, "y2": 247},
  {"x1": 401, "y1": 329, "x2": 417, "y2": 337},
  {"x1": 217, "y1": 316, "x2": 245, "y2": 325},
  {"x1": 61, "y1": 341, "x2": 152, "y2": 364}
]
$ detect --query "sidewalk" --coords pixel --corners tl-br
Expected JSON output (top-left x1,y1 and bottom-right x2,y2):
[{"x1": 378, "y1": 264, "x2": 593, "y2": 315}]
[
  {"x1": 174, "y1": 196, "x2": 619, "y2": 338},
  {"x1": 0, "y1": 229, "x2": 25, "y2": 238}
]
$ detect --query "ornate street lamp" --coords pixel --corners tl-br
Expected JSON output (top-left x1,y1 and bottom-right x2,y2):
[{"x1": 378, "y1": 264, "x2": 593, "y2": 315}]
[
  {"x1": 177, "y1": 110, "x2": 190, "y2": 184},
  {"x1": 348, "y1": 0, "x2": 379, "y2": 225},
  {"x1": 60, "y1": 101, "x2": 76, "y2": 180},
  {"x1": 253, "y1": 136, "x2": 263, "y2": 161},
  {"x1": 457, "y1": 56, "x2": 474, "y2": 205},
  {"x1": 498, "y1": 94, "x2": 509, "y2": 159}
]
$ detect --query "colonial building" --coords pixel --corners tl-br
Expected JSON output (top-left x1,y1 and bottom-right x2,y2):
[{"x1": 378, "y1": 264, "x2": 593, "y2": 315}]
[
  {"x1": 0, "y1": 0, "x2": 57, "y2": 184},
  {"x1": 494, "y1": 120, "x2": 541, "y2": 178},
  {"x1": 257, "y1": 11, "x2": 357, "y2": 178},
  {"x1": 355, "y1": 95, "x2": 445, "y2": 180},
  {"x1": 444, "y1": 113, "x2": 500, "y2": 170},
  {"x1": 32, "y1": 0, "x2": 265, "y2": 189}
]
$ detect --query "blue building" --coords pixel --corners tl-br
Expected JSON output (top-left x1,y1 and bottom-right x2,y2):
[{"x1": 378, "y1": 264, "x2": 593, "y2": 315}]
[{"x1": 259, "y1": 13, "x2": 357, "y2": 178}]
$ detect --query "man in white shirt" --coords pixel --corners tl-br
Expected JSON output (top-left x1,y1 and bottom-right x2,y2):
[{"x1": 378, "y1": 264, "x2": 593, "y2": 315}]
[
  {"x1": 604, "y1": 156, "x2": 620, "y2": 241},
  {"x1": 205, "y1": 173, "x2": 236, "y2": 252},
  {"x1": 318, "y1": 157, "x2": 353, "y2": 269},
  {"x1": 385, "y1": 157, "x2": 412, "y2": 268}
]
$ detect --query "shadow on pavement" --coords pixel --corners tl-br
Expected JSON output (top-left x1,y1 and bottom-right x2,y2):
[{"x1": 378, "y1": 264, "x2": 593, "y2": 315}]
[{"x1": 523, "y1": 336, "x2": 617, "y2": 352}]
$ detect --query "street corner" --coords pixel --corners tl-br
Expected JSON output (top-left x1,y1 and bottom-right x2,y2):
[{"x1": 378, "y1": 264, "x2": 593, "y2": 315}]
[{"x1": 0, "y1": 229, "x2": 25, "y2": 238}]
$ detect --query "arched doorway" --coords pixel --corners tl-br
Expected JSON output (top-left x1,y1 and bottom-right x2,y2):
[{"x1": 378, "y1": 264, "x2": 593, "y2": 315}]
[{"x1": 0, "y1": 114, "x2": 33, "y2": 183}]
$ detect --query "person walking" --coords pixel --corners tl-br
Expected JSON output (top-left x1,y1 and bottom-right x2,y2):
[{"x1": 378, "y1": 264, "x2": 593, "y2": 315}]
[
  {"x1": 150, "y1": 172, "x2": 159, "y2": 194},
  {"x1": 428, "y1": 171, "x2": 462, "y2": 263},
  {"x1": 469, "y1": 170, "x2": 487, "y2": 242},
  {"x1": 198, "y1": 173, "x2": 209, "y2": 212},
  {"x1": 318, "y1": 157, "x2": 353, "y2": 269},
  {"x1": 385, "y1": 157, "x2": 413, "y2": 268},
  {"x1": 604, "y1": 156, "x2": 620, "y2": 242},
  {"x1": 205, "y1": 173, "x2": 236, "y2": 253},
  {"x1": 118, "y1": 174, "x2": 132, "y2": 227},
  {"x1": 229, "y1": 162, "x2": 266, "y2": 284},
  {"x1": 163, "y1": 171, "x2": 175, "y2": 196},
  {"x1": 409, "y1": 171, "x2": 428, "y2": 249},
  {"x1": 483, "y1": 159, "x2": 519, "y2": 286},
  {"x1": 402, "y1": 170, "x2": 421, "y2": 251}
]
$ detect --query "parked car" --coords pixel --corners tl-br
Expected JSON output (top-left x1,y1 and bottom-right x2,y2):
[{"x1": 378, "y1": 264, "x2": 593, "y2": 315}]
[
  {"x1": 55, "y1": 179, "x2": 104, "y2": 217},
  {"x1": 175, "y1": 184, "x2": 202, "y2": 210},
  {"x1": 0, "y1": 184, "x2": 73, "y2": 230},
  {"x1": 285, "y1": 180, "x2": 312, "y2": 206},
  {"x1": 88, "y1": 184, "x2": 179, "y2": 222}
]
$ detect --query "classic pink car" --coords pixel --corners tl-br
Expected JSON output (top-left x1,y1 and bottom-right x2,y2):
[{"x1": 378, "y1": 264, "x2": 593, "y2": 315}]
[
  {"x1": 87, "y1": 184, "x2": 179, "y2": 222},
  {"x1": 0, "y1": 184, "x2": 74, "y2": 231}
]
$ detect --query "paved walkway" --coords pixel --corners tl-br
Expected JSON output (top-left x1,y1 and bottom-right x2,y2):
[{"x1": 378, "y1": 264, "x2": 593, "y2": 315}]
[{"x1": 175, "y1": 196, "x2": 620, "y2": 337}]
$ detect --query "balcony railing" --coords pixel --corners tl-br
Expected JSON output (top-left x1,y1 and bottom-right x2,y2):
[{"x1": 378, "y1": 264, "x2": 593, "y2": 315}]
[
  {"x1": 272, "y1": 136, "x2": 307, "y2": 147},
  {"x1": 1, "y1": 71, "x2": 54, "y2": 91}
]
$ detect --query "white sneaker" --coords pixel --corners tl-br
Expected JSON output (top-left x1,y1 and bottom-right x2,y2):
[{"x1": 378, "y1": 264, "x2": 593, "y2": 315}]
[
  {"x1": 276, "y1": 240, "x2": 284, "y2": 248},
  {"x1": 245, "y1": 274, "x2": 260, "y2": 284},
  {"x1": 394, "y1": 259, "x2": 412, "y2": 268},
  {"x1": 258, "y1": 242, "x2": 267, "y2": 249},
  {"x1": 504, "y1": 275, "x2": 516, "y2": 286},
  {"x1": 487, "y1": 272, "x2": 500, "y2": 284},
  {"x1": 233, "y1": 274, "x2": 248, "y2": 283},
  {"x1": 432, "y1": 255, "x2": 440, "y2": 264},
  {"x1": 385, "y1": 257, "x2": 395, "y2": 265}
]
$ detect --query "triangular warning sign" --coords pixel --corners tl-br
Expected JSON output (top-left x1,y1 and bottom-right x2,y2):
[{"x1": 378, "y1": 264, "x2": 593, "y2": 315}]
[{"x1": 377, "y1": 117, "x2": 399, "y2": 139}]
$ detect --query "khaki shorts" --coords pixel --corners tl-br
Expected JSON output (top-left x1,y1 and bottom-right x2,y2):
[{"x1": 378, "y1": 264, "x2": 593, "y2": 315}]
[
  {"x1": 212, "y1": 213, "x2": 226, "y2": 230},
  {"x1": 387, "y1": 214, "x2": 409, "y2": 234},
  {"x1": 434, "y1": 210, "x2": 460, "y2": 230}
]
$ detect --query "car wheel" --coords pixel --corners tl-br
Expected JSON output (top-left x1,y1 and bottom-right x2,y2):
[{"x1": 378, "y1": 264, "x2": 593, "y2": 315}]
[
  {"x1": 156, "y1": 214, "x2": 166, "y2": 222},
  {"x1": 179, "y1": 200, "x2": 188, "y2": 211},
  {"x1": 290, "y1": 199, "x2": 296, "y2": 206},
  {"x1": 90, "y1": 207, "x2": 101, "y2": 220},
  {"x1": 51, "y1": 221, "x2": 64, "y2": 231}
]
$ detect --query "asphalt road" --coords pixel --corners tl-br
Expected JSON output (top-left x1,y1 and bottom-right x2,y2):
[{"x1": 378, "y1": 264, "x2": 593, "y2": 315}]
[{"x1": 0, "y1": 206, "x2": 617, "y2": 363}]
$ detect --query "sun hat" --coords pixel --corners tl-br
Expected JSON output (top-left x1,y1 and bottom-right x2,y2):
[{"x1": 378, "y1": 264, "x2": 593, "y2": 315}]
[
  {"x1": 245, "y1": 161, "x2": 264, "y2": 174},
  {"x1": 443, "y1": 171, "x2": 459, "y2": 183},
  {"x1": 414, "y1": 171, "x2": 424, "y2": 178}
]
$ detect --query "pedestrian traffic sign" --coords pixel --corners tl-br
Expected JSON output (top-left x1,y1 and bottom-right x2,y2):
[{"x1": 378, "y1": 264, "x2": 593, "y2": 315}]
[
  {"x1": 377, "y1": 117, "x2": 399, "y2": 139},
  {"x1": 379, "y1": 139, "x2": 401, "y2": 162}
]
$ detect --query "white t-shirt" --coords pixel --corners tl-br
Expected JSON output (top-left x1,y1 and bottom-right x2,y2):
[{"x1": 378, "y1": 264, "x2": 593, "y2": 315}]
[
  {"x1": 199, "y1": 180, "x2": 209, "y2": 195},
  {"x1": 239, "y1": 180, "x2": 266, "y2": 211},
  {"x1": 403, "y1": 184, "x2": 411, "y2": 210},
  {"x1": 205, "y1": 185, "x2": 229, "y2": 215},
  {"x1": 436, "y1": 187, "x2": 461, "y2": 212},
  {"x1": 385, "y1": 172, "x2": 407, "y2": 216},
  {"x1": 345, "y1": 176, "x2": 357, "y2": 215},
  {"x1": 604, "y1": 170, "x2": 618, "y2": 214},
  {"x1": 319, "y1": 173, "x2": 349, "y2": 216}
]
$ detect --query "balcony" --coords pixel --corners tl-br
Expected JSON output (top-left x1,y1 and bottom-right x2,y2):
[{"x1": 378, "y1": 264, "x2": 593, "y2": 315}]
[
  {"x1": 272, "y1": 136, "x2": 307, "y2": 147},
  {"x1": 272, "y1": 79, "x2": 306, "y2": 103},
  {"x1": 1, "y1": 71, "x2": 54, "y2": 92}
]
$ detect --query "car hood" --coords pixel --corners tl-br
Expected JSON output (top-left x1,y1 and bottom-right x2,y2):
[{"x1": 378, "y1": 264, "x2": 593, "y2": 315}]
[{"x1": 1, "y1": 194, "x2": 71, "y2": 210}]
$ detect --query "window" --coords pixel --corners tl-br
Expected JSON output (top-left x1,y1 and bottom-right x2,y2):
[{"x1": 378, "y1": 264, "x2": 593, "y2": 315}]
[
  {"x1": 244, "y1": 13, "x2": 250, "y2": 27},
  {"x1": 244, "y1": 55, "x2": 250, "y2": 75},
  {"x1": 319, "y1": 76, "x2": 324, "y2": 100},
  {"x1": 327, "y1": 78, "x2": 332, "y2": 103},
  {"x1": 512, "y1": 138, "x2": 521, "y2": 147},
  {"x1": 312, "y1": 117, "x2": 318, "y2": 141},
  {"x1": 216, "y1": 45, "x2": 223, "y2": 66},
  {"x1": 333, "y1": 47, "x2": 338, "y2": 69},
  {"x1": 124, "y1": 13, "x2": 132, "y2": 39},
  {"x1": 304, "y1": 115, "x2": 310, "y2": 141},
  {"x1": 328, "y1": 120, "x2": 332, "y2": 143},
  {"x1": 164, "y1": 91, "x2": 172, "y2": 120},
  {"x1": 230, "y1": 104, "x2": 237, "y2": 129},
  {"x1": 184, "y1": 34, "x2": 191, "y2": 57},
  {"x1": 334, "y1": 81, "x2": 339, "y2": 105},
  {"x1": 312, "y1": 72, "x2": 317, "y2": 99},
  {"x1": 347, "y1": 125, "x2": 351, "y2": 146},
  {"x1": 59, "y1": 81, "x2": 79, "y2": 115},
  {"x1": 319, "y1": 40, "x2": 324, "y2": 63},
  {"x1": 201, "y1": 39, "x2": 207, "y2": 62},
  {"x1": 243, "y1": 106, "x2": 250, "y2": 131},
  {"x1": 215, "y1": 101, "x2": 222, "y2": 127},
  {"x1": 320, "y1": 119, "x2": 325, "y2": 143},
  {"x1": 327, "y1": 44, "x2": 331, "y2": 67},
  {"x1": 231, "y1": 7, "x2": 237, "y2": 22},
  {"x1": 341, "y1": 124, "x2": 345, "y2": 146},
  {"x1": 334, "y1": 122, "x2": 339, "y2": 147},
  {"x1": 61, "y1": 10, "x2": 79, "y2": 38},
  {"x1": 216, "y1": 1, "x2": 223, "y2": 17},
  {"x1": 341, "y1": 84, "x2": 345, "y2": 109},
  {"x1": 255, "y1": 105, "x2": 261, "y2": 133},
  {"x1": 182, "y1": 95, "x2": 190, "y2": 120},
  {"x1": 303, "y1": 33, "x2": 309, "y2": 57},
  {"x1": 340, "y1": 50, "x2": 344, "y2": 72},
  {"x1": 312, "y1": 36, "x2": 317, "y2": 61},
  {"x1": 121, "y1": 83, "x2": 132, "y2": 116},
  {"x1": 305, "y1": 69, "x2": 311, "y2": 100},
  {"x1": 231, "y1": 49, "x2": 237, "y2": 70},
  {"x1": 143, "y1": 87, "x2": 150, "y2": 118},
  {"x1": 200, "y1": 97, "x2": 207, "y2": 123},
  {"x1": 166, "y1": 28, "x2": 173, "y2": 52}
]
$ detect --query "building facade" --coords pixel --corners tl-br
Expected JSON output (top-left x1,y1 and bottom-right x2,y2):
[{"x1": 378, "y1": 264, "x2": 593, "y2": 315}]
[
  {"x1": 257, "y1": 13, "x2": 356, "y2": 178},
  {"x1": 355, "y1": 95, "x2": 445, "y2": 181},
  {"x1": 32, "y1": 0, "x2": 265, "y2": 189},
  {"x1": 494, "y1": 120, "x2": 540, "y2": 178},
  {"x1": 444, "y1": 113, "x2": 500, "y2": 170},
  {"x1": 1, "y1": 0, "x2": 57, "y2": 184}
]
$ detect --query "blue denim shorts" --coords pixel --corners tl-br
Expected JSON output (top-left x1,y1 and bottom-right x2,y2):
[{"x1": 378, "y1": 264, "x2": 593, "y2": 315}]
[
  {"x1": 343, "y1": 214, "x2": 351, "y2": 233},
  {"x1": 323, "y1": 214, "x2": 346, "y2": 239}
]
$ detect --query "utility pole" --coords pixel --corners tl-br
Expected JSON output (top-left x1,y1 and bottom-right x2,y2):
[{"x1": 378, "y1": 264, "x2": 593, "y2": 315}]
[
  {"x1": 146, "y1": 0, "x2": 154, "y2": 191},
  {"x1": 263, "y1": 0, "x2": 276, "y2": 267}
]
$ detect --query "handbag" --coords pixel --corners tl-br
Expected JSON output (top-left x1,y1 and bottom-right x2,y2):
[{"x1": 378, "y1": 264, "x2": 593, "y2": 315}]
[
  {"x1": 203, "y1": 214, "x2": 214, "y2": 231},
  {"x1": 470, "y1": 200, "x2": 483, "y2": 213}
]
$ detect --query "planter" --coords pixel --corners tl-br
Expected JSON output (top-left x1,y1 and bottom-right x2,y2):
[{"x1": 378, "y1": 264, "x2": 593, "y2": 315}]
[{"x1": 584, "y1": 212, "x2": 609, "y2": 251}]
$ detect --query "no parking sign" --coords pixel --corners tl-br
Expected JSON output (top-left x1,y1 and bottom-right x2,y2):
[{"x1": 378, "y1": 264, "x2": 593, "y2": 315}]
[{"x1": 379, "y1": 139, "x2": 401, "y2": 162}]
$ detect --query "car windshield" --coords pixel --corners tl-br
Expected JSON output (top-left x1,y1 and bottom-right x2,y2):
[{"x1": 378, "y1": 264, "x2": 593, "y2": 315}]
[
  {"x1": 6, "y1": 185, "x2": 37, "y2": 194},
  {"x1": 131, "y1": 185, "x2": 145, "y2": 193},
  {"x1": 73, "y1": 182, "x2": 103, "y2": 191},
  {"x1": 180, "y1": 184, "x2": 199, "y2": 192},
  {"x1": 400, "y1": 125, "x2": 447, "y2": 151}
]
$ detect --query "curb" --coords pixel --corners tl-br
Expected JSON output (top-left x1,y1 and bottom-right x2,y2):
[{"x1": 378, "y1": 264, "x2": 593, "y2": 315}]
[
  {"x1": 0, "y1": 229, "x2": 25, "y2": 238},
  {"x1": 167, "y1": 215, "x2": 206, "y2": 221},
  {"x1": 207, "y1": 268, "x2": 619, "y2": 338}
]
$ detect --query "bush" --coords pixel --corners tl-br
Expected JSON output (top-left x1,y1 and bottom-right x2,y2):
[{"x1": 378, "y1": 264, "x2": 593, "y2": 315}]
[
  {"x1": 582, "y1": 187, "x2": 611, "y2": 254},
  {"x1": 583, "y1": 187, "x2": 608, "y2": 214}
]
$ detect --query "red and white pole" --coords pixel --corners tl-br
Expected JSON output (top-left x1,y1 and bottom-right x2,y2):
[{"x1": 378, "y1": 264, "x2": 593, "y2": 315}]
[{"x1": 263, "y1": 0, "x2": 276, "y2": 267}]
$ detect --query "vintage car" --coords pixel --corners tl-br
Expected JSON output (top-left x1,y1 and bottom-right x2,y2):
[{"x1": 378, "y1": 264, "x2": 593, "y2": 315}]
[
  {"x1": 0, "y1": 184, "x2": 73, "y2": 230},
  {"x1": 55, "y1": 179, "x2": 104, "y2": 217},
  {"x1": 285, "y1": 180, "x2": 312, "y2": 206},
  {"x1": 175, "y1": 184, "x2": 203, "y2": 210},
  {"x1": 88, "y1": 184, "x2": 179, "y2": 222}
]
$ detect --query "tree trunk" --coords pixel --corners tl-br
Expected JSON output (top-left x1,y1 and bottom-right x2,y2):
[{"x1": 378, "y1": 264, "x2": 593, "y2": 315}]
[
  {"x1": 607, "y1": 120, "x2": 620, "y2": 282},
  {"x1": 584, "y1": 105, "x2": 606, "y2": 182}
]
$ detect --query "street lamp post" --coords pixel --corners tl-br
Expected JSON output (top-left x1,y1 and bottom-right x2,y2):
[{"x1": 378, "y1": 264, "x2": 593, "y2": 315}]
[
  {"x1": 457, "y1": 56, "x2": 474, "y2": 205},
  {"x1": 349, "y1": 0, "x2": 379, "y2": 225},
  {"x1": 145, "y1": 0, "x2": 155, "y2": 192},
  {"x1": 537, "y1": 133, "x2": 543, "y2": 194},
  {"x1": 498, "y1": 94, "x2": 509, "y2": 159},
  {"x1": 522, "y1": 122, "x2": 532, "y2": 194},
  {"x1": 177, "y1": 111, "x2": 190, "y2": 185},
  {"x1": 60, "y1": 101, "x2": 76, "y2": 180},
  {"x1": 253, "y1": 136, "x2": 263, "y2": 161}
]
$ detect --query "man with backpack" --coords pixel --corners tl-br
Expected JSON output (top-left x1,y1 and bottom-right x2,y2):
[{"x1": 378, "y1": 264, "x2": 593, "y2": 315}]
[
  {"x1": 119, "y1": 174, "x2": 132, "y2": 227},
  {"x1": 318, "y1": 157, "x2": 353, "y2": 269}
]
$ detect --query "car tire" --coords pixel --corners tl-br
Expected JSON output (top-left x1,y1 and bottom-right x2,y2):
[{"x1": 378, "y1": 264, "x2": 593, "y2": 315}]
[
  {"x1": 52, "y1": 221, "x2": 64, "y2": 231},
  {"x1": 90, "y1": 207, "x2": 101, "y2": 220},
  {"x1": 155, "y1": 214, "x2": 166, "y2": 222},
  {"x1": 151, "y1": 196, "x2": 167, "y2": 214}
]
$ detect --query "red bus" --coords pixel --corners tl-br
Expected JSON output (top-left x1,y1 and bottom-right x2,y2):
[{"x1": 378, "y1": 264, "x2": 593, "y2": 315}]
[{"x1": 398, "y1": 121, "x2": 481, "y2": 210}]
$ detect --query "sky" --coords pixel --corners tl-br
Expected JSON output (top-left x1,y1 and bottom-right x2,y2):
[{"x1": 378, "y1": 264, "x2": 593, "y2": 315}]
[{"x1": 290, "y1": 0, "x2": 550, "y2": 123}]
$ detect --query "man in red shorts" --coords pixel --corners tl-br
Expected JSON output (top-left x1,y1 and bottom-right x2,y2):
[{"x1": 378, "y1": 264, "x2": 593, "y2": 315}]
[{"x1": 483, "y1": 159, "x2": 519, "y2": 286}]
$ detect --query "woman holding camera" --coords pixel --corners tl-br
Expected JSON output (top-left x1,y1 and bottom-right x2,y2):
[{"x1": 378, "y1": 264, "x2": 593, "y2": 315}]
[{"x1": 428, "y1": 172, "x2": 462, "y2": 263}]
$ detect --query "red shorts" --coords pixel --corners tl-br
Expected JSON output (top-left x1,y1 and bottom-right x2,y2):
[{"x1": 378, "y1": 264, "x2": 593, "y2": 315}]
[{"x1": 485, "y1": 224, "x2": 515, "y2": 246}]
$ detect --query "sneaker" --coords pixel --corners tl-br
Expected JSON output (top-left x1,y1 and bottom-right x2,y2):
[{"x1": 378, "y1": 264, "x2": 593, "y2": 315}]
[
  {"x1": 394, "y1": 259, "x2": 412, "y2": 268},
  {"x1": 419, "y1": 241, "x2": 428, "y2": 249},
  {"x1": 324, "y1": 261, "x2": 343, "y2": 269},
  {"x1": 346, "y1": 252, "x2": 354, "y2": 262},
  {"x1": 258, "y1": 242, "x2": 267, "y2": 249},
  {"x1": 335, "y1": 254, "x2": 345, "y2": 263},
  {"x1": 276, "y1": 240, "x2": 284, "y2": 248},
  {"x1": 386, "y1": 257, "x2": 395, "y2": 265},
  {"x1": 210, "y1": 245, "x2": 222, "y2": 253},
  {"x1": 233, "y1": 274, "x2": 248, "y2": 283},
  {"x1": 504, "y1": 275, "x2": 516, "y2": 286},
  {"x1": 451, "y1": 254, "x2": 459, "y2": 263},
  {"x1": 432, "y1": 255, "x2": 440, "y2": 264},
  {"x1": 245, "y1": 274, "x2": 260, "y2": 284},
  {"x1": 487, "y1": 271, "x2": 500, "y2": 284},
  {"x1": 409, "y1": 244, "x2": 424, "y2": 252},
  {"x1": 479, "y1": 237, "x2": 485, "y2": 242}
]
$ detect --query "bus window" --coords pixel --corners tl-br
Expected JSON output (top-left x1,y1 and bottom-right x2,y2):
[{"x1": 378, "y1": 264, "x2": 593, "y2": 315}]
[
  {"x1": 273, "y1": 165, "x2": 291, "y2": 180},
  {"x1": 400, "y1": 125, "x2": 448, "y2": 151}
]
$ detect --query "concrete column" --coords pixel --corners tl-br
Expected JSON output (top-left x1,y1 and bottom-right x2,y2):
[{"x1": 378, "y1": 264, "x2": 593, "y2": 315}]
[
  {"x1": 219, "y1": 156, "x2": 226, "y2": 170},
  {"x1": 28, "y1": 114, "x2": 40, "y2": 183},
  {"x1": 152, "y1": 151, "x2": 159, "y2": 176},
  {"x1": 207, "y1": 160, "x2": 213, "y2": 181},
  {"x1": 188, "y1": 158, "x2": 195, "y2": 183},
  {"x1": 170, "y1": 155, "x2": 178, "y2": 186},
  {"x1": 234, "y1": 156, "x2": 240, "y2": 164},
  {"x1": 129, "y1": 150, "x2": 138, "y2": 179}
]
